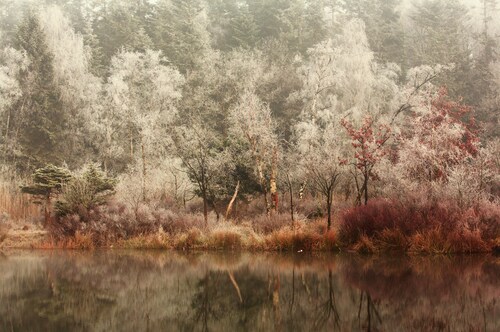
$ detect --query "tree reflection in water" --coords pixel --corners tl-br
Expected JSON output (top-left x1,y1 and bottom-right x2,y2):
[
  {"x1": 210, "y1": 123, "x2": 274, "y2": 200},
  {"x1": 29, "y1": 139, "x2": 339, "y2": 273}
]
[{"x1": 0, "y1": 251, "x2": 498, "y2": 331}]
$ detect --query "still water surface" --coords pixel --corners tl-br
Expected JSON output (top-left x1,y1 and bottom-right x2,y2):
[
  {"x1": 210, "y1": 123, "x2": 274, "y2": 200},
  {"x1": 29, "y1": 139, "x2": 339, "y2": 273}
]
[{"x1": 0, "y1": 251, "x2": 498, "y2": 332}]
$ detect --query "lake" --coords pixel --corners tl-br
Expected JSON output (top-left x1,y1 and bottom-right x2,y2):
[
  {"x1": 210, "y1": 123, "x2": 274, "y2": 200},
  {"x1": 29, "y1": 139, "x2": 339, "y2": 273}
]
[{"x1": 0, "y1": 251, "x2": 498, "y2": 331}]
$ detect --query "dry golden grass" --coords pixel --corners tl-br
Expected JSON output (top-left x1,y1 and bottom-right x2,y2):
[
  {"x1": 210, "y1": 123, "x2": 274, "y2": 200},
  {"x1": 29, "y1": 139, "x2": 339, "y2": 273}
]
[
  {"x1": 110, "y1": 220, "x2": 339, "y2": 252},
  {"x1": 352, "y1": 235, "x2": 378, "y2": 254},
  {"x1": 0, "y1": 181, "x2": 40, "y2": 223},
  {"x1": 37, "y1": 232, "x2": 95, "y2": 250},
  {"x1": 0, "y1": 223, "x2": 9, "y2": 244},
  {"x1": 116, "y1": 232, "x2": 170, "y2": 249}
]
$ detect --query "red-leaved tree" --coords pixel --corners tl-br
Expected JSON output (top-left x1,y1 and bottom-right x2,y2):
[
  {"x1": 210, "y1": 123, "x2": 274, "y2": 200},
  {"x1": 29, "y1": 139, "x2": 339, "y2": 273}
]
[
  {"x1": 397, "y1": 88, "x2": 479, "y2": 184},
  {"x1": 341, "y1": 116, "x2": 392, "y2": 205}
]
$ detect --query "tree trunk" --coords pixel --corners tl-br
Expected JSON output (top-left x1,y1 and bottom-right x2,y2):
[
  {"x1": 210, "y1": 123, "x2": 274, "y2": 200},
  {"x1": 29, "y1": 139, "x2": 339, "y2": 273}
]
[
  {"x1": 130, "y1": 135, "x2": 134, "y2": 159},
  {"x1": 141, "y1": 141, "x2": 147, "y2": 201},
  {"x1": 256, "y1": 160, "x2": 270, "y2": 215},
  {"x1": 327, "y1": 190, "x2": 332, "y2": 230},
  {"x1": 202, "y1": 191, "x2": 208, "y2": 226},
  {"x1": 4, "y1": 111, "x2": 10, "y2": 141},
  {"x1": 225, "y1": 181, "x2": 240, "y2": 220},
  {"x1": 288, "y1": 179, "x2": 294, "y2": 223},
  {"x1": 299, "y1": 182, "x2": 305, "y2": 199},
  {"x1": 228, "y1": 272, "x2": 243, "y2": 303},
  {"x1": 44, "y1": 193, "x2": 51, "y2": 226},
  {"x1": 363, "y1": 172, "x2": 369, "y2": 205},
  {"x1": 211, "y1": 201, "x2": 220, "y2": 222},
  {"x1": 270, "y1": 147, "x2": 279, "y2": 212}
]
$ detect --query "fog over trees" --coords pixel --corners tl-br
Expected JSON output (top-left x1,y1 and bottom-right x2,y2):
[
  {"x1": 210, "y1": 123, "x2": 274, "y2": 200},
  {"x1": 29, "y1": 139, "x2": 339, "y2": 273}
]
[{"x1": 0, "y1": 0, "x2": 499, "y2": 232}]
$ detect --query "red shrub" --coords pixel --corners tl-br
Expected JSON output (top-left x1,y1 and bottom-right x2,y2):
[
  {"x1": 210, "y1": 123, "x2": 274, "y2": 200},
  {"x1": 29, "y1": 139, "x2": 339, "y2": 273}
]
[{"x1": 339, "y1": 198, "x2": 497, "y2": 253}]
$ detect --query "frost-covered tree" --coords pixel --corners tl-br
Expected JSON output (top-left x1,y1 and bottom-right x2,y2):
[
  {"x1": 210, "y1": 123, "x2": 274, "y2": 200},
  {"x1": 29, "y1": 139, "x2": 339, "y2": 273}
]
[
  {"x1": 446, "y1": 139, "x2": 500, "y2": 207},
  {"x1": 229, "y1": 90, "x2": 279, "y2": 214},
  {"x1": 1, "y1": 7, "x2": 103, "y2": 170},
  {"x1": 0, "y1": 46, "x2": 26, "y2": 149},
  {"x1": 405, "y1": 0, "x2": 474, "y2": 104},
  {"x1": 153, "y1": 0, "x2": 212, "y2": 73},
  {"x1": 172, "y1": 122, "x2": 235, "y2": 223},
  {"x1": 394, "y1": 88, "x2": 480, "y2": 190},
  {"x1": 38, "y1": 6, "x2": 102, "y2": 165},
  {"x1": 39, "y1": 6, "x2": 100, "y2": 110},
  {"x1": 92, "y1": 0, "x2": 154, "y2": 68},
  {"x1": 296, "y1": 118, "x2": 346, "y2": 229},
  {"x1": 295, "y1": 19, "x2": 399, "y2": 123},
  {"x1": 104, "y1": 49, "x2": 184, "y2": 199},
  {"x1": 11, "y1": 11, "x2": 68, "y2": 170},
  {"x1": 294, "y1": 19, "x2": 398, "y2": 213}
]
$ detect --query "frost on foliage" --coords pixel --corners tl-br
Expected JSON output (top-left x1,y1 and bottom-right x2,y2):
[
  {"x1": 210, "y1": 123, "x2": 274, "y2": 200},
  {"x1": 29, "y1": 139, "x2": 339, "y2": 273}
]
[
  {"x1": 395, "y1": 89, "x2": 480, "y2": 187},
  {"x1": 228, "y1": 88, "x2": 279, "y2": 211},
  {"x1": 446, "y1": 140, "x2": 500, "y2": 207},
  {"x1": 39, "y1": 6, "x2": 100, "y2": 109},
  {"x1": 173, "y1": 122, "x2": 236, "y2": 214},
  {"x1": 0, "y1": 47, "x2": 27, "y2": 115},
  {"x1": 224, "y1": 51, "x2": 267, "y2": 91},
  {"x1": 396, "y1": 64, "x2": 454, "y2": 118},
  {"x1": 101, "y1": 49, "x2": 184, "y2": 167},
  {"x1": 296, "y1": 19, "x2": 399, "y2": 124},
  {"x1": 229, "y1": 89, "x2": 278, "y2": 180},
  {"x1": 116, "y1": 156, "x2": 194, "y2": 210},
  {"x1": 229, "y1": 90, "x2": 277, "y2": 155}
]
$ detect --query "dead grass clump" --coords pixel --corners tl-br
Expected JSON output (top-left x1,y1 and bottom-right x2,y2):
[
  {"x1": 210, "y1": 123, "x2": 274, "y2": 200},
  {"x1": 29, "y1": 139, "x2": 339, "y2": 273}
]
[
  {"x1": 0, "y1": 223, "x2": 9, "y2": 243},
  {"x1": 321, "y1": 229, "x2": 338, "y2": 251},
  {"x1": 67, "y1": 232, "x2": 95, "y2": 249},
  {"x1": 475, "y1": 201, "x2": 500, "y2": 241},
  {"x1": 293, "y1": 231, "x2": 322, "y2": 251},
  {"x1": 265, "y1": 228, "x2": 294, "y2": 251},
  {"x1": 375, "y1": 228, "x2": 409, "y2": 252},
  {"x1": 209, "y1": 229, "x2": 243, "y2": 250},
  {"x1": 352, "y1": 235, "x2": 378, "y2": 254},
  {"x1": 117, "y1": 231, "x2": 170, "y2": 249},
  {"x1": 173, "y1": 228, "x2": 204, "y2": 250},
  {"x1": 39, "y1": 231, "x2": 95, "y2": 250},
  {"x1": 264, "y1": 224, "x2": 326, "y2": 252},
  {"x1": 340, "y1": 198, "x2": 497, "y2": 254},
  {"x1": 409, "y1": 228, "x2": 451, "y2": 254},
  {"x1": 251, "y1": 213, "x2": 292, "y2": 234},
  {"x1": 447, "y1": 229, "x2": 489, "y2": 253}
]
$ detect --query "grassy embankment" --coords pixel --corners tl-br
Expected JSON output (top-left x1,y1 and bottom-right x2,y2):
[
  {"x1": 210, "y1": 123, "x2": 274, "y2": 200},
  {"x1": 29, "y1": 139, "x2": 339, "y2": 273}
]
[{"x1": 1, "y1": 184, "x2": 499, "y2": 253}]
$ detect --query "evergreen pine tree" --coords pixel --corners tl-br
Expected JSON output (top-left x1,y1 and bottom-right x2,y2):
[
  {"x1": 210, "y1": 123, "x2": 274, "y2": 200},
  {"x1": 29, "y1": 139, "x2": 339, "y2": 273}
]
[{"x1": 14, "y1": 11, "x2": 67, "y2": 170}]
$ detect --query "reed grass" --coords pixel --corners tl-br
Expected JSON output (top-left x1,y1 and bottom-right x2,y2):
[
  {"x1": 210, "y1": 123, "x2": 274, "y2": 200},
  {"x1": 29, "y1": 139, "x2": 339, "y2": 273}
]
[{"x1": 0, "y1": 180, "x2": 40, "y2": 223}]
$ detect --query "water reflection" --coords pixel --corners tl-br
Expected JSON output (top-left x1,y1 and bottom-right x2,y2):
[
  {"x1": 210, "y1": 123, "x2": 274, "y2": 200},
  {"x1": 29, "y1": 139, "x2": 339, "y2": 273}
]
[{"x1": 0, "y1": 251, "x2": 498, "y2": 331}]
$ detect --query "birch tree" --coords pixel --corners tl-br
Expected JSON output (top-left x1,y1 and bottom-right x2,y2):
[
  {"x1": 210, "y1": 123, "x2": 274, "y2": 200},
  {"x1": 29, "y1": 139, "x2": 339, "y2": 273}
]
[
  {"x1": 395, "y1": 88, "x2": 480, "y2": 187},
  {"x1": 172, "y1": 122, "x2": 235, "y2": 224},
  {"x1": 38, "y1": 5, "x2": 102, "y2": 165},
  {"x1": 295, "y1": 19, "x2": 399, "y2": 124},
  {"x1": 105, "y1": 49, "x2": 184, "y2": 199},
  {"x1": 293, "y1": 19, "x2": 398, "y2": 220},
  {"x1": 0, "y1": 46, "x2": 26, "y2": 152},
  {"x1": 229, "y1": 90, "x2": 279, "y2": 214},
  {"x1": 296, "y1": 119, "x2": 346, "y2": 229}
]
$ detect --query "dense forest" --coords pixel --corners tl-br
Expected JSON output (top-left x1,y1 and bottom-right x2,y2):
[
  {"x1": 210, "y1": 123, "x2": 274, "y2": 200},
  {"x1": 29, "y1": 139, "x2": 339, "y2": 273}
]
[{"x1": 0, "y1": 0, "x2": 499, "y2": 252}]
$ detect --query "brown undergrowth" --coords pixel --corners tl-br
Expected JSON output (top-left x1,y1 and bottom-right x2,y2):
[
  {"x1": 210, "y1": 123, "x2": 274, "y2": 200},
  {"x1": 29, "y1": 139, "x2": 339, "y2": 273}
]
[
  {"x1": 39, "y1": 218, "x2": 340, "y2": 252},
  {"x1": 3, "y1": 190, "x2": 497, "y2": 253},
  {"x1": 339, "y1": 198, "x2": 499, "y2": 254}
]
